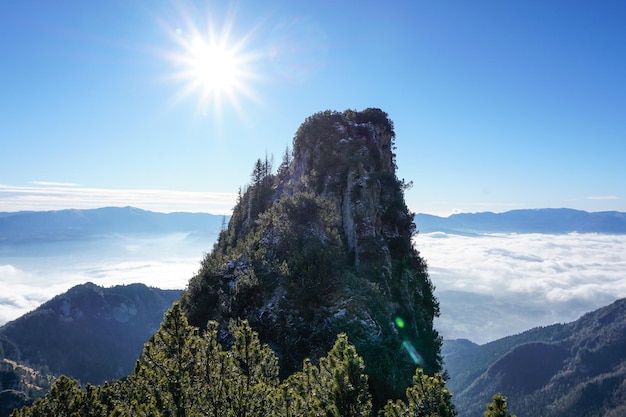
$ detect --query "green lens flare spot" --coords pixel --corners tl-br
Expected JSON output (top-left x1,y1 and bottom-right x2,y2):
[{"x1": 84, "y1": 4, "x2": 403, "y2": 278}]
[{"x1": 395, "y1": 317, "x2": 405, "y2": 329}]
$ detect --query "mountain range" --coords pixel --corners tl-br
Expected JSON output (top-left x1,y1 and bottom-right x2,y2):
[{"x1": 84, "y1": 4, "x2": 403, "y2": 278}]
[
  {"x1": 0, "y1": 206, "x2": 225, "y2": 244},
  {"x1": 416, "y1": 208, "x2": 626, "y2": 235},
  {"x1": 2, "y1": 206, "x2": 622, "y2": 247},
  {"x1": 444, "y1": 298, "x2": 626, "y2": 417}
]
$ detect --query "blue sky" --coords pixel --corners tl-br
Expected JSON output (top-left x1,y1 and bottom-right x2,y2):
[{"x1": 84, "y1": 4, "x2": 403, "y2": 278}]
[{"x1": 1, "y1": 0, "x2": 625, "y2": 215}]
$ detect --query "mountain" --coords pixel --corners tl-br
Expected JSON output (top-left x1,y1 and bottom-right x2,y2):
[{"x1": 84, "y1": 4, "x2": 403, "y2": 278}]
[
  {"x1": 0, "y1": 206, "x2": 225, "y2": 244},
  {"x1": 416, "y1": 208, "x2": 626, "y2": 235},
  {"x1": 0, "y1": 282, "x2": 181, "y2": 416},
  {"x1": 181, "y1": 108, "x2": 442, "y2": 408},
  {"x1": 444, "y1": 298, "x2": 626, "y2": 417}
]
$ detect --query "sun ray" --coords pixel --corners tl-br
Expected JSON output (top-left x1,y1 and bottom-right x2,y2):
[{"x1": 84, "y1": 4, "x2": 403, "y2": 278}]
[{"x1": 161, "y1": 7, "x2": 260, "y2": 119}]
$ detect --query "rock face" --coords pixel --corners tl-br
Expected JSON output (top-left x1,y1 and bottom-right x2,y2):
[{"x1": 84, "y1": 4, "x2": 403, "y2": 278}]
[
  {"x1": 181, "y1": 108, "x2": 441, "y2": 406},
  {"x1": 288, "y1": 109, "x2": 412, "y2": 272}
]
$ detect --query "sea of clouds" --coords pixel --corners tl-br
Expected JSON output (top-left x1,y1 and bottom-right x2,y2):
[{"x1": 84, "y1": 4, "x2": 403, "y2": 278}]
[
  {"x1": 417, "y1": 232, "x2": 626, "y2": 344},
  {"x1": 2, "y1": 231, "x2": 625, "y2": 345},
  {"x1": 0, "y1": 234, "x2": 208, "y2": 325}
]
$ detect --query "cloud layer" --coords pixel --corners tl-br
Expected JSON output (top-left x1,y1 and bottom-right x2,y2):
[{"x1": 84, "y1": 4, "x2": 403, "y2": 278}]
[
  {"x1": 0, "y1": 183, "x2": 237, "y2": 214},
  {"x1": 2, "y1": 229, "x2": 624, "y2": 346},
  {"x1": 0, "y1": 234, "x2": 207, "y2": 325},
  {"x1": 415, "y1": 232, "x2": 626, "y2": 343}
]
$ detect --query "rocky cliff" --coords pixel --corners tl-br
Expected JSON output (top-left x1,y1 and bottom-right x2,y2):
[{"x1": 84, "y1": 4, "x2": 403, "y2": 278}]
[{"x1": 181, "y1": 108, "x2": 441, "y2": 406}]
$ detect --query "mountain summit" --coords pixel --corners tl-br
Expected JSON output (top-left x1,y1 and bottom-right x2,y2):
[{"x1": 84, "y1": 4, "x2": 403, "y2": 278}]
[{"x1": 181, "y1": 108, "x2": 442, "y2": 405}]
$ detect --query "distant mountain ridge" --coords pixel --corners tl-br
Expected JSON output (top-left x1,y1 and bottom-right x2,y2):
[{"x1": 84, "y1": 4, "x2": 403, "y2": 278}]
[
  {"x1": 0, "y1": 206, "x2": 225, "y2": 243},
  {"x1": 416, "y1": 208, "x2": 626, "y2": 235},
  {"x1": 444, "y1": 298, "x2": 626, "y2": 417},
  {"x1": 0, "y1": 282, "x2": 181, "y2": 383},
  {"x1": 0, "y1": 282, "x2": 181, "y2": 416}
]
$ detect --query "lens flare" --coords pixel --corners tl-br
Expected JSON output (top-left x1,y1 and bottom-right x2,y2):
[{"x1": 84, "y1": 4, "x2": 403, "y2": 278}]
[
  {"x1": 395, "y1": 316, "x2": 423, "y2": 366},
  {"x1": 402, "y1": 340, "x2": 424, "y2": 366}
]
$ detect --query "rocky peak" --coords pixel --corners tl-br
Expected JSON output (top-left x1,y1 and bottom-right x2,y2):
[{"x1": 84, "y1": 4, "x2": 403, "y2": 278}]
[
  {"x1": 182, "y1": 108, "x2": 441, "y2": 408},
  {"x1": 286, "y1": 109, "x2": 414, "y2": 272}
]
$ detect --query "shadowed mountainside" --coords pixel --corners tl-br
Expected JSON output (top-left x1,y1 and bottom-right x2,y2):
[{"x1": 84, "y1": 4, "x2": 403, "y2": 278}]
[
  {"x1": 0, "y1": 282, "x2": 181, "y2": 383},
  {"x1": 444, "y1": 298, "x2": 626, "y2": 417}
]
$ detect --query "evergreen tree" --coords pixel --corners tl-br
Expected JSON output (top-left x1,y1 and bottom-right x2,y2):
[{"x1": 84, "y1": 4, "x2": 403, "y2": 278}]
[
  {"x1": 383, "y1": 369, "x2": 456, "y2": 417},
  {"x1": 14, "y1": 375, "x2": 86, "y2": 417},
  {"x1": 484, "y1": 393, "x2": 516, "y2": 417},
  {"x1": 195, "y1": 321, "x2": 230, "y2": 417},
  {"x1": 318, "y1": 333, "x2": 372, "y2": 417},
  {"x1": 277, "y1": 146, "x2": 291, "y2": 181},
  {"x1": 271, "y1": 333, "x2": 371, "y2": 417},
  {"x1": 132, "y1": 302, "x2": 199, "y2": 417},
  {"x1": 272, "y1": 359, "x2": 325, "y2": 417},
  {"x1": 228, "y1": 319, "x2": 280, "y2": 417}
]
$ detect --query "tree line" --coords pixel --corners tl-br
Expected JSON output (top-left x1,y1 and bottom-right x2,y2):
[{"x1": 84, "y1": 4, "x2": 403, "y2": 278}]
[{"x1": 11, "y1": 302, "x2": 514, "y2": 417}]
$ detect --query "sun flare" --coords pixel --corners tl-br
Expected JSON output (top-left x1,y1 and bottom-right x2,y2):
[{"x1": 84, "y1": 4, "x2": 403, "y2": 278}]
[
  {"x1": 165, "y1": 12, "x2": 258, "y2": 117},
  {"x1": 189, "y1": 37, "x2": 237, "y2": 93}
]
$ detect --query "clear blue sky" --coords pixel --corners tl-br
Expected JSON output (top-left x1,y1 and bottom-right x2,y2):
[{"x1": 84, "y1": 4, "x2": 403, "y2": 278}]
[{"x1": 1, "y1": 0, "x2": 625, "y2": 215}]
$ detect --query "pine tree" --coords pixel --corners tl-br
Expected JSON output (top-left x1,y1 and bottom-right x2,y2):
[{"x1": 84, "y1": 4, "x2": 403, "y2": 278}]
[
  {"x1": 319, "y1": 333, "x2": 372, "y2": 417},
  {"x1": 195, "y1": 321, "x2": 230, "y2": 417},
  {"x1": 228, "y1": 319, "x2": 280, "y2": 417},
  {"x1": 132, "y1": 302, "x2": 199, "y2": 417},
  {"x1": 484, "y1": 393, "x2": 516, "y2": 417},
  {"x1": 271, "y1": 334, "x2": 371, "y2": 417},
  {"x1": 272, "y1": 359, "x2": 325, "y2": 417},
  {"x1": 383, "y1": 369, "x2": 456, "y2": 417},
  {"x1": 16, "y1": 375, "x2": 84, "y2": 417},
  {"x1": 277, "y1": 146, "x2": 291, "y2": 181}
]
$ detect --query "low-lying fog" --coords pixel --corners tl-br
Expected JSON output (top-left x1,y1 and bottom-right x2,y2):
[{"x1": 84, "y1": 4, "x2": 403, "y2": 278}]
[
  {"x1": 2, "y1": 232, "x2": 625, "y2": 345},
  {"x1": 0, "y1": 233, "x2": 211, "y2": 325},
  {"x1": 418, "y1": 232, "x2": 626, "y2": 344}
]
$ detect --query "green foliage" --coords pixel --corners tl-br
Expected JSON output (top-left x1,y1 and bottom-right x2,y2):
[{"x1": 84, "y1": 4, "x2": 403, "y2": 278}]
[
  {"x1": 227, "y1": 319, "x2": 280, "y2": 417},
  {"x1": 11, "y1": 376, "x2": 121, "y2": 417},
  {"x1": 383, "y1": 369, "x2": 456, "y2": 417},
  {"x1": 484, "y1": 393, "x2": 516, "y2": 417},
  {"x1": 270, "y1": 333, "x2": 371, "y2": 417},
  {"x1": 11, "y1": 302, "x2": 464, "y2": 417},
  {"x1": 131, "y1": 302, "x2": 198, "y2": 417},
  {"x1": 319, "y1": 334, "x2": 372, "y2": 417},
  {"x1": 256, "y1": 192, "x2": 343, "y2": 296}
]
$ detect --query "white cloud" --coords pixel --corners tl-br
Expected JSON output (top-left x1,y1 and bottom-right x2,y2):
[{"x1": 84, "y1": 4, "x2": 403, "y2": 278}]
[
  {"x1": 0, "y1": 184, "x2": 237, "y2": 214},
  {"x1": 31, "y1": 181, "x2": 82, "y2": 187},
  {"x1": 0, "y1": 234, "x2": 209, "y2": 325},
  {"x1": 3, "y1": 224, "x2": 625, "y2": 347},
  {"x1": 415, "y1": 232, "x2": 626, "y2": 343},
  {"x1": 586, "y1": 195, "x2": 620, "y2": 200}
]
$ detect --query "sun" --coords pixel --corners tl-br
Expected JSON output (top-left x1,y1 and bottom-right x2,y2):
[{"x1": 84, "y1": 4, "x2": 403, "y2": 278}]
[
  {"x1": 189, "y1": 37, "x2": 237, "y2": 94},
  {"x1": 164, "y1": 13, "x2": 258, "y2": 118}
]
